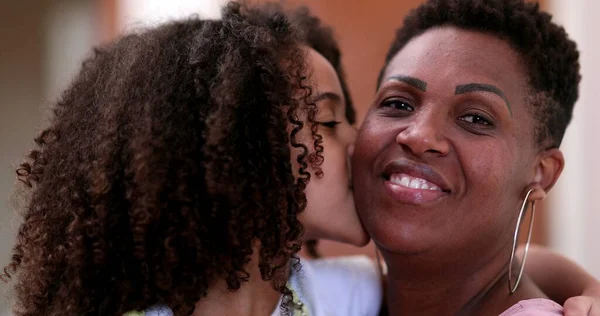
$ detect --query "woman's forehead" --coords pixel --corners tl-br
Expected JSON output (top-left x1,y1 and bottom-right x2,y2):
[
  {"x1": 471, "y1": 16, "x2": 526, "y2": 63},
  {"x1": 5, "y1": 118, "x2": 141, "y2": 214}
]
[
  {"x1": 380, "y1": 27, "x2": 529, "y2": 108},
  {"x1": 383, "y1": 27, "x2": 527, "y2": 89}
]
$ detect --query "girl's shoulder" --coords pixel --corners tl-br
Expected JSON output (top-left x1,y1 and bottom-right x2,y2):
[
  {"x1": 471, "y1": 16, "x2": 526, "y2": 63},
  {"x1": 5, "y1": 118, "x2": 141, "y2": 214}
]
[{"x1": 293, "y1": 255, "x2": 383, "y2": 316}]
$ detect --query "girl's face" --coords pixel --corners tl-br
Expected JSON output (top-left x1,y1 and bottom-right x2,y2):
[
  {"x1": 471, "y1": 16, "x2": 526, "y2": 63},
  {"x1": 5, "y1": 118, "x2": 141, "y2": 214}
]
[{"x1": 292, "y1": 48, "x2": 369, "y2": 247}]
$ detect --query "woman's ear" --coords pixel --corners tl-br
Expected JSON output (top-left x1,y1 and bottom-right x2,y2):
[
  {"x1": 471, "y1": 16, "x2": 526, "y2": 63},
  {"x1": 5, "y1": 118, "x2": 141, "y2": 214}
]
[{"x1": 528, "y1": 148, "x2": 564, "y2": 201}]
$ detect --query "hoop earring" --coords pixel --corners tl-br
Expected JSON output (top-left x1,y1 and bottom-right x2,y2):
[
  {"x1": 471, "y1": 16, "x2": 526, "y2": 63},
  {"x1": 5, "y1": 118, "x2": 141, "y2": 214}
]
[{"x1": 508, "y1": 188, "x2": 536, "y2": 294}]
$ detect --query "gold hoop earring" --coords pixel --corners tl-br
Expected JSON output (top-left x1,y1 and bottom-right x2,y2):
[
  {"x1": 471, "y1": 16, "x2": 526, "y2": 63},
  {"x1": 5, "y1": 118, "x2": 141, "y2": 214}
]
[{"x1": 508, "y1": 188, "x2": 536, "y2": 294}]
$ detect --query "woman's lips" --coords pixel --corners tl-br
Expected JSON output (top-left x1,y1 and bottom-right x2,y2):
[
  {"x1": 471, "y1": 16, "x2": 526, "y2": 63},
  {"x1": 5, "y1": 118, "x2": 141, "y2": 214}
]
[
  {"x1": 380, "y1": 159, "x2": 451, "y2": 204},
  {"x1": 389, "y1": 173, "x2": 442, "y2": 191},
  {"x1": 383, "y1": 177, "x2": 448, "y2": 204}
]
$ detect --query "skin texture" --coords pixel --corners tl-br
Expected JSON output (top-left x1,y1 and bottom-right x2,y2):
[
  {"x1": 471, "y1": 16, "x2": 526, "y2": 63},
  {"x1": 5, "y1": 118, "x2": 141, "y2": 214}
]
[
  {"x1": 296, "y1": 47, "x2": 367, "y2": 247},
  {"x1": 353, "y1": 27, "x2": 564, "y2": 315}
]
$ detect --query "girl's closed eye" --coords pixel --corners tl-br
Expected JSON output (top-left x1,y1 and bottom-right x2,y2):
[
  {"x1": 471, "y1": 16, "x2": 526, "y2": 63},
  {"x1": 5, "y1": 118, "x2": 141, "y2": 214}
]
[{"x1": 319, "y1": 120, "x2": 341, "y2": 128}]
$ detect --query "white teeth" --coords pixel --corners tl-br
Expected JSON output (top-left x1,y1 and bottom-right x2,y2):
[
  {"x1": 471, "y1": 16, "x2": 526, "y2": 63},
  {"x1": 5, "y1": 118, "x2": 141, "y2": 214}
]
[
  {"x1": 409, "y1": 179, "x2": 421, "y2": 189},
  {"x1": 389, "y1": 173, "x2": 442, "y2": 191},
  {"x1": 399, "y1": 176, "x2": 410, "y2": 187}
]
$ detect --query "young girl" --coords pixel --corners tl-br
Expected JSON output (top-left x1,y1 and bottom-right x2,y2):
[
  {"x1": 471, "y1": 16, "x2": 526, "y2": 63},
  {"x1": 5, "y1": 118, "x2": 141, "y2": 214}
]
[{"x1": 1, "y1": 3, "x2": 376, "y2": 316}]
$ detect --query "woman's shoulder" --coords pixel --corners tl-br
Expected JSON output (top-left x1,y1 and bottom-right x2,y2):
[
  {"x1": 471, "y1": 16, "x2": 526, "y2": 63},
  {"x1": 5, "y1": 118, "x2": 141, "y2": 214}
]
[
  {"x1": 499, "y1": 298, "x2": 563, "y2": 316},
  {"x1": 296, "y1": 255, "x2": 383, "y2": 316}
]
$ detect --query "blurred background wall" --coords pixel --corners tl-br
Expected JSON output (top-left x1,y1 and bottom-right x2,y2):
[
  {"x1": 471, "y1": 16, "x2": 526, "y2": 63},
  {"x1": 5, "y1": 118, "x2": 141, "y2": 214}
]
[
  {"x1": 0, "y1": 0, "x2": 597, "y2": 314},
  {"x1": 0, "y1": 1, "x2": 98, "y2": 314},
  {"x1": 547, "y1": 0, "x2": 600, "y2": 282}
]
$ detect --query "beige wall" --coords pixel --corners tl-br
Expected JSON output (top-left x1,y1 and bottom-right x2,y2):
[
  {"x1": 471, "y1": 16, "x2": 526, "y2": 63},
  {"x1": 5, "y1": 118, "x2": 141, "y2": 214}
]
[
  {"x1": 0, "y1": 0, "x2": 51, "y2": 276},
  {"x1": 548, "y1": 0, "x2": 600, "y2": 279},
  {"x1": 0, "y1": 1, "x2": 97, "y2": 314},
  {"x1": 0, "y1": 3, "x2": 50, "y2": 314}
]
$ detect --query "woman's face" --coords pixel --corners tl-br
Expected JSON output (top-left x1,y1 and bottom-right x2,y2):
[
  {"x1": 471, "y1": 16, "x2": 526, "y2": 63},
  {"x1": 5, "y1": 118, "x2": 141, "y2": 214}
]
[
  {"x1": 293, "y1": 48, "x2": 369, "y2": 247},
  {"x1": 353, "y1": 27, "x2": 563, "y2": 259}
]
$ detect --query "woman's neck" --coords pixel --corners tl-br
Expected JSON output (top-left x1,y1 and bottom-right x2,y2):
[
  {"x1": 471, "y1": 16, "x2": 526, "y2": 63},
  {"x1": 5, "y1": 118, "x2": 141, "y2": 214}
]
[
  {"x1": 382, "y1": 245, "x2": 546, "y2": 316},
  {"x1": 192, "y1": 245, "x2": 286, "y2": 316}
]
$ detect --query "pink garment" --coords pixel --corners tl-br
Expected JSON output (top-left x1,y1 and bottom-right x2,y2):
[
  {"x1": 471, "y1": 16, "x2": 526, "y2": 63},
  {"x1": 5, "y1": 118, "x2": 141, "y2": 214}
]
[{"x1": 499, "y1": 299, "x2": 563, "y2": 316}]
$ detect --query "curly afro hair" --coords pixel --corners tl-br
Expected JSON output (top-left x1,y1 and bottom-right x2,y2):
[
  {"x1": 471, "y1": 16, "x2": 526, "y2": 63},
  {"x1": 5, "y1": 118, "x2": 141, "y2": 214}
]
[
  {"x1": 2, "y1": 2, "x2": 323, "y2": 316},
  {"x1": 379, "y1": 0, "x2": 580, "y2": 148},
  {"x1": 285, "y1": 5, "x2": 355, "y2": 258}
]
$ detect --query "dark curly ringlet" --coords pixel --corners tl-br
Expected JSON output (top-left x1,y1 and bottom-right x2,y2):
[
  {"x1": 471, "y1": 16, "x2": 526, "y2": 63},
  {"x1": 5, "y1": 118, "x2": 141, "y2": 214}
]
[
  {"x1": 2, "y1": 2, "x2": 323, "y2": 316},
  {"x1": 286, "y1": 5, "x2": 356, "y2": 258},
  {"x1": 379, "y1": 0, "x2": 580, "y2": 148}
]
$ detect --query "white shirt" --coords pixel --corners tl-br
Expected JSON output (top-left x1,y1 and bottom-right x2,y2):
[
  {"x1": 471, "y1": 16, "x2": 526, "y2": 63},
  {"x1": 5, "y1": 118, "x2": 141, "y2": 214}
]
[
  {"x1": 143, "y1": 255, "x2": 383, "y2": 316},
  {"x1": 272, "y1": 255, "x2": 383, "y2": 316}
]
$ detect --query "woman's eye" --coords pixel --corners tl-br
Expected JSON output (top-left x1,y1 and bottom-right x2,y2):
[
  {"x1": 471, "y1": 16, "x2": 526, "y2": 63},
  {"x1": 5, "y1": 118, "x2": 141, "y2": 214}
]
[
  {"x1": 381, "y1": 98, "x2": 414, "y2": 112},
  {"x1": 458, "y1": 114, "x2": 493, "y2": 126},
  {"x1": 319, "y1": 121, "x2": 341, "y2": 128}
]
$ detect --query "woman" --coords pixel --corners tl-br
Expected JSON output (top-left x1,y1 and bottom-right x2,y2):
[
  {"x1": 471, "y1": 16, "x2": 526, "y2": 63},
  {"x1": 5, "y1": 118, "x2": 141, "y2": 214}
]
[
  {"x1": 353, "y1": 0, "x2": 588, "y2": 314},
  {"x1": 287, "y1": 4, "x2": 600, "y2": 315}
]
